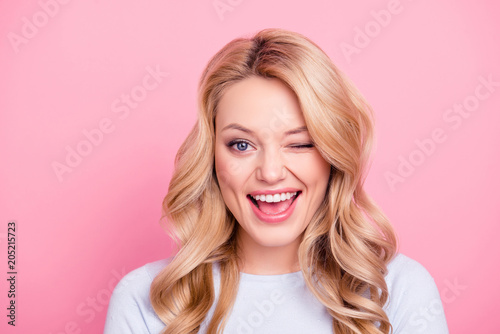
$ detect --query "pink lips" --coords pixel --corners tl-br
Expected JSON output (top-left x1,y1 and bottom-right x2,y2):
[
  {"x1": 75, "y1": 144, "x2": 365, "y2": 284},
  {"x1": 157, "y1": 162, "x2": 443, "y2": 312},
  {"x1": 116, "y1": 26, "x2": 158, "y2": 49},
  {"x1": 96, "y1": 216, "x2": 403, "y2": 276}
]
[{"x1": 247, "y1": 189, "x2": 300, "y2": 224}]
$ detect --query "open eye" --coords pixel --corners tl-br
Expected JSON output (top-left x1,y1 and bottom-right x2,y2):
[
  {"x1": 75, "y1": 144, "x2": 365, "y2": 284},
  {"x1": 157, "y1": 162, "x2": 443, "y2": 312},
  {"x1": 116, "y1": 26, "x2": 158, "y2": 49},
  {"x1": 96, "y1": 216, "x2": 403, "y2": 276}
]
[
  {"x1": 235, "y1": 142, "x2": 249, "y2": 151},
  {"x1": 228, "y1": 140, "x2": 254, "y2": 152}
]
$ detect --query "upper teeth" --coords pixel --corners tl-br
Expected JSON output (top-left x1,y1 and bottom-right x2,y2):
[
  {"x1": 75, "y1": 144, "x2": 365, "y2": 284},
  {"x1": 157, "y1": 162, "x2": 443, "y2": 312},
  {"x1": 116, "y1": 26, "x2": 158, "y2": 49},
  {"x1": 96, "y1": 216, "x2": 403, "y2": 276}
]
[{"x1": 251, "y1": 192, "x2": 297, "y2": 203}]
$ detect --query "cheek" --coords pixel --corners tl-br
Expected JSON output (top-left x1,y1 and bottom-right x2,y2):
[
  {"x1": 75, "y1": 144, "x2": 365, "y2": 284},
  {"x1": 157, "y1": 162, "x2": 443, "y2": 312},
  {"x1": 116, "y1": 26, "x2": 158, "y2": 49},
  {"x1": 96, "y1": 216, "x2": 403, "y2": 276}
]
[
  {"x1": 313, "y1": 154, "x2": 332, "y2": 186},
  {"x1": 287, "y1": 153, "x2": 331, "y2": 209},
  {"x1": 288, "y1": 152, "x2": 331, "y2": 185},
  {"x1": 214, "y1": 148, "x2": 229, "y2": 189},
  {"x1": 214, "y1": 147, "x2": 246, "y2": 193}
]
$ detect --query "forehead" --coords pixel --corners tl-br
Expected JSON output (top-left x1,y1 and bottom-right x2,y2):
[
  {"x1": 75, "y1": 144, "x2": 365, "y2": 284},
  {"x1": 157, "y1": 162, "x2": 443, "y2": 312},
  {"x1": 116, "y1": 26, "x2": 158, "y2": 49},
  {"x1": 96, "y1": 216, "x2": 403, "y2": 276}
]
[{"x1": 215, "y1": 76, "x2": 305, "y2": 132}]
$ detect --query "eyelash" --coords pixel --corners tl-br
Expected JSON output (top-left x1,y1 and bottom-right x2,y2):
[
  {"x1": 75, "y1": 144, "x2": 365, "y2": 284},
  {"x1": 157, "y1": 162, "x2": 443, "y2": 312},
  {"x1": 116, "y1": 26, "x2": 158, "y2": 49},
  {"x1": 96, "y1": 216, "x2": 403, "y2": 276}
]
[
  {"x1": 227, "y1": 140, "x2": 314, "y2": 152},
  {"x1": 291, "y1": 144, "x2": 314, "y2": 149},
  {"x1": 228, "y1": 139, "x2": 253, "y2": 152}
]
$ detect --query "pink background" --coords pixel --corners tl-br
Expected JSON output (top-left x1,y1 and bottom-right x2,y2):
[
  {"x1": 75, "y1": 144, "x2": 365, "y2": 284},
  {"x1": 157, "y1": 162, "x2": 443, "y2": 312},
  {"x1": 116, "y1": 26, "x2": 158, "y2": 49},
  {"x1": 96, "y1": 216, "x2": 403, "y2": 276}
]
[{"x1": 1, "y1": 0, "x2": 499, "y2": 333}]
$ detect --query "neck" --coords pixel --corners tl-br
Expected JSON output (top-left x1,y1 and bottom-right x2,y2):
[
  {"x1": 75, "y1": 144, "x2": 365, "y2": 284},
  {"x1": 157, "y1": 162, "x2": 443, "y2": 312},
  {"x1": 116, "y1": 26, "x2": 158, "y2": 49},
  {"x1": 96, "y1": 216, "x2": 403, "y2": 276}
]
[{"x1": 236, "y1": 229, "x2": 302, "y2": 275}]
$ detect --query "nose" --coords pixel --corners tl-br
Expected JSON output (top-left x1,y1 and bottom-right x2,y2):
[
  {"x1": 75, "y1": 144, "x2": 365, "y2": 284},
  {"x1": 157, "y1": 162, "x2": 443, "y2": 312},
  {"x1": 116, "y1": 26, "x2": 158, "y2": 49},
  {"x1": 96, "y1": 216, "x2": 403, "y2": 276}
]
[{"x1": 255, "y1": 149, "x2": 286, "y2": 184}]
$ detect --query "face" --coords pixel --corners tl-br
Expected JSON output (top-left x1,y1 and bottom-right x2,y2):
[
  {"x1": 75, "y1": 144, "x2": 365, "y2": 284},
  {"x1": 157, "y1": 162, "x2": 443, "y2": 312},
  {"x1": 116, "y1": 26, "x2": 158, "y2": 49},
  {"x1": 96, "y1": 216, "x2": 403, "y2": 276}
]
[{"x1": 214, "y1": 76, "x2": 331, "y2": 254}]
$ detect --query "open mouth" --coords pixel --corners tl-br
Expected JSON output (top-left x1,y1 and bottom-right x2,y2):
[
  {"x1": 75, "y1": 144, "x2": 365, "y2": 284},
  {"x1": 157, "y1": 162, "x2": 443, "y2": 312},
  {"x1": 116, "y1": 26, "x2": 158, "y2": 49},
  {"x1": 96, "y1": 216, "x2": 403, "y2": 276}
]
[{"x1": 247, "y1": 191, "x2": 301, "y2": 215}]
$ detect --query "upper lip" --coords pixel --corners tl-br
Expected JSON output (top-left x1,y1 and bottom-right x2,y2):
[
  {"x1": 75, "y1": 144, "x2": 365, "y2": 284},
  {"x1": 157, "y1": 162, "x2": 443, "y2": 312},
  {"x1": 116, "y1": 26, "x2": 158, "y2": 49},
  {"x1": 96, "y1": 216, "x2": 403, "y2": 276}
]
[{"x1": 248, "y1": 188, "x2": 301, "y2": 196}]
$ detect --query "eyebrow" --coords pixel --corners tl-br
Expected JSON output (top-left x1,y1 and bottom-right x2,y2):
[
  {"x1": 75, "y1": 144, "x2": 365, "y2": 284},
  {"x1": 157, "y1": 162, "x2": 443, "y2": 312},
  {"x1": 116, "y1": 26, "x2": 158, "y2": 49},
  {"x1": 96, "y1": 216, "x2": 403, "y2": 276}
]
[
  {"x1": 221, "y1": 123, "x2": 255, "y2": 135},
  {"x1": 221, "y1": 123, "x2": 308, "y2": 136}
]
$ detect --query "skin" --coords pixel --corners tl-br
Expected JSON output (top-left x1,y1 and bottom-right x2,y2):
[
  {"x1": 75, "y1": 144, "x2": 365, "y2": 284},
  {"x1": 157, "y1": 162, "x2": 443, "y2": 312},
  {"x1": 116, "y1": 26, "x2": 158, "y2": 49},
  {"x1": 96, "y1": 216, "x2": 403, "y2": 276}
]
[{"x1": 214, "y1": 76, "x2": 331, "y2": 275}]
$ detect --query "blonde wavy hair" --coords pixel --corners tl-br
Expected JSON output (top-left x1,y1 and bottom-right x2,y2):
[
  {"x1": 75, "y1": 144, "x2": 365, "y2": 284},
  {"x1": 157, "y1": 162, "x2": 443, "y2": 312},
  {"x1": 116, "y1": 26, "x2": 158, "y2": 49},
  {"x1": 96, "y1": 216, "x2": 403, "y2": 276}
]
[{"x1": 150, "y1": 28, "x2": 398, "y2": 334}]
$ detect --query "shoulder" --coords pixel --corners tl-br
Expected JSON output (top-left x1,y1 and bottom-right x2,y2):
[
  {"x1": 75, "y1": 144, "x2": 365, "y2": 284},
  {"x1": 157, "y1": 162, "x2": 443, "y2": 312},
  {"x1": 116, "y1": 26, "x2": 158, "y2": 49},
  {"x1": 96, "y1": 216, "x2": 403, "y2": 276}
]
[
  {"x1": 103, "y1": 258, "x2": 172, "y2": 334},
  {"x1": 384, "y1": 253, "x2": 449, "y2": 334},
  {"x1": 112, "y1": 258, "x2": 170, "y2": 301},
  {"x1": 386, "y1": 253, "x2": 436, "y2": 290}
]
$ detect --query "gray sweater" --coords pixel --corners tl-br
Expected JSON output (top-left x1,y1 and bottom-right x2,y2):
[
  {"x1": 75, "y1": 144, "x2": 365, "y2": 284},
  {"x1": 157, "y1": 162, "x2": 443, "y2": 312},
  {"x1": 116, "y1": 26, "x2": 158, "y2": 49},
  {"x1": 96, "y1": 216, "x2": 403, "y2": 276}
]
[{"x1": 104, "y1": 253, "x2": 449, "y2": 333}]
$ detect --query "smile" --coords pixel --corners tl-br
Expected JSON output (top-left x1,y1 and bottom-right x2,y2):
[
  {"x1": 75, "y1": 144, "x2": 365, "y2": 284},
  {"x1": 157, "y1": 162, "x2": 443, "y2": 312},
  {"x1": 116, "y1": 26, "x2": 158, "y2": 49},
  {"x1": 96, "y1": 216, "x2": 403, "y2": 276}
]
[
  {"x1": 247, "y1": 190, "x2": 301, "y2": 223},
  {"x1": 251, "y1": 192, "x2": 298, "y2": 203}
]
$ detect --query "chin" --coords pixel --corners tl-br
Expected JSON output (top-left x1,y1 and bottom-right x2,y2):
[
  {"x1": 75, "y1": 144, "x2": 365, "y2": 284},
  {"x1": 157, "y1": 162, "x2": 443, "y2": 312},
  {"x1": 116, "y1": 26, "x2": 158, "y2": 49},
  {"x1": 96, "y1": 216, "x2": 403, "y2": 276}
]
[{"x1": 238, "y1": 216, "x2": 306, "y2": 249}]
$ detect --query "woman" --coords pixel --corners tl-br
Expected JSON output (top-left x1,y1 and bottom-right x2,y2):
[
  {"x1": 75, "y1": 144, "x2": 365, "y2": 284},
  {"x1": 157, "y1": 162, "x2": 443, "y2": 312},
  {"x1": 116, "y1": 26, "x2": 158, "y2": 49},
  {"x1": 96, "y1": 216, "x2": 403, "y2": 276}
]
[{"x1": 104, "y1": 29, "x2": 449, "y2": 334}]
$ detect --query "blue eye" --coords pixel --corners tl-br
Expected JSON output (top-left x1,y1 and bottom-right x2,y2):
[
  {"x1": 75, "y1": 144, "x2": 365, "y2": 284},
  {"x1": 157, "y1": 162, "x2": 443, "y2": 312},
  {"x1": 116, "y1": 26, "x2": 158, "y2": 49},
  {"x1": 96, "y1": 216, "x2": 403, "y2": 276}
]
[
  {"x1": 228, "y1": 140, "x2": 252, "y2": 152},
  {"x1": 236, "y1": 142, "x2": 248, "y2": 151}
]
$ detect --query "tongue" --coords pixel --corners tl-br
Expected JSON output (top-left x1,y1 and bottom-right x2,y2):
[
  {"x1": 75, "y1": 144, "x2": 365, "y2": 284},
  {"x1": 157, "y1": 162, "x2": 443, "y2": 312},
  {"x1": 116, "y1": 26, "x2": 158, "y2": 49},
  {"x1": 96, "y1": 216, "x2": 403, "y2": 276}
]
[{"x1": 258, "y1": 198, "x2": 294, "y2": 215}]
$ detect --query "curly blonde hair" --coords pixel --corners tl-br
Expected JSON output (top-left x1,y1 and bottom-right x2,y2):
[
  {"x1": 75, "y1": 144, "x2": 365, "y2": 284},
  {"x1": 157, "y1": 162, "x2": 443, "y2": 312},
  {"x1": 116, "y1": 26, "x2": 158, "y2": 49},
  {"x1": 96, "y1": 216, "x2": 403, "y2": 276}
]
[{"x1": 150, "y1": 28, "x2": 398, "y2": 334}]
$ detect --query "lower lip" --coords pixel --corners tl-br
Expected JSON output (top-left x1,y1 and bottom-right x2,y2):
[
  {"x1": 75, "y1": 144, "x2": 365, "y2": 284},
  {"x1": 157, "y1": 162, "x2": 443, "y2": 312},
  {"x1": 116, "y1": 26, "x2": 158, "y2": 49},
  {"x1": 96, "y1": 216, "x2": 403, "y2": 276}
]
[{"x1": 248, "y1": 195, "x2": 299, "y2": 224}]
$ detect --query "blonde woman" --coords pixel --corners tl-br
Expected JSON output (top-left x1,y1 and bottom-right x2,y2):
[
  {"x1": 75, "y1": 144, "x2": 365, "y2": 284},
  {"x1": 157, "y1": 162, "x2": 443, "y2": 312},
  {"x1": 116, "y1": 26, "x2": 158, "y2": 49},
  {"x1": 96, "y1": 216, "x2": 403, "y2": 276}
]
[{"x1": 104, "y1": 29, "x2": 449, "y2": 334}]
